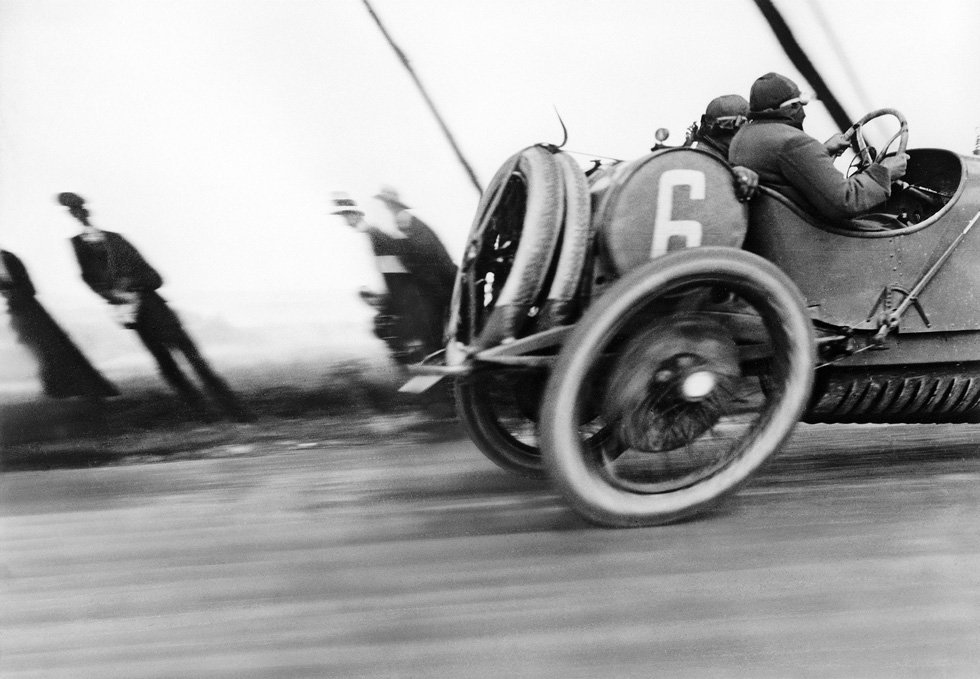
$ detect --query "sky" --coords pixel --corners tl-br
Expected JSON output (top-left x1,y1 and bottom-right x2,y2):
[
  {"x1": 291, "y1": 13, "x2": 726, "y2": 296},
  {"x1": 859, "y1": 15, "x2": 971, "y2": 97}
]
[{"x1": 1, "y1": 0, "x2": 978, "y2": 333}]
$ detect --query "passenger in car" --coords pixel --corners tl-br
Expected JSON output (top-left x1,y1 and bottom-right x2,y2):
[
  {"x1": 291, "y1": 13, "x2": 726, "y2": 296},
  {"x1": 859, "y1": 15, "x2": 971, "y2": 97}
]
[
  {"x1": 685, "y1": 94, "x2": 759, "y2": 202},
  {"x1": 685, "y1": 94, "x2": 749, "y2": 160},
  {"x1": 729, "y1": 72, "x2": 908, "y2": 221}
]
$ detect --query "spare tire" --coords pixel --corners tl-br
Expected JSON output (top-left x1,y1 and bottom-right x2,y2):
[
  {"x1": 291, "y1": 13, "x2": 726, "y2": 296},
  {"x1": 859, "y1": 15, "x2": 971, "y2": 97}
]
[{"x1": 452, "y1": 145, "x2": 564, "y2": 349}]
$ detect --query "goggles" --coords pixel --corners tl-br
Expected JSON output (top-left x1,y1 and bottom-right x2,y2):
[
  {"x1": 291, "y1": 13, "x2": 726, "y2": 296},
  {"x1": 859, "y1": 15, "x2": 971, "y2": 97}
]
[
  {"x1": 702, "y1": 114, "x2": 747, "y2": 130},
  {"x1": 779, "y1": 91, "x2": 815, "y2": 108}
]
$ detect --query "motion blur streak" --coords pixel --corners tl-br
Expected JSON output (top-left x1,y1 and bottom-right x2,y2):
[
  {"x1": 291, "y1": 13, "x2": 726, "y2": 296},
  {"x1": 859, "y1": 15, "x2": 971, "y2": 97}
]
[{"x1": 2, "y1": 423, "x2": 978, "y2": 677}]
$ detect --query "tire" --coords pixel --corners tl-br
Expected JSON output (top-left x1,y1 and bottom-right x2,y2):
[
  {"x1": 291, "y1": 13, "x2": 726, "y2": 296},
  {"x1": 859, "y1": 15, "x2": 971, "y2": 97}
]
[
  {"x1": 535, "y1": 151, "x2": 593, "y2": 329},
  {"x1": 454, "y1": 370, "x2": 547, "y2": 479},
  {"x1": 541, "y1": 247, "x2": 815, "y2": 527},
  {"x1": 448, "y1": 147, "x2": 577, "y2": 478},
  {"x1": 455, "y1": 145, "x2": 565, "y2": 349}
]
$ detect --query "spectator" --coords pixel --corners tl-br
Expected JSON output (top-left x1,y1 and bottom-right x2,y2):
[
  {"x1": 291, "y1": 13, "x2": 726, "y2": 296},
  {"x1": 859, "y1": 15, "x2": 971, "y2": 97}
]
[
  {"x1": 1, "y1": 247, "x2": 117, "y2": 399},
  {"x1": 57, "y1": 192, "x2": 253, "y2": 423}
]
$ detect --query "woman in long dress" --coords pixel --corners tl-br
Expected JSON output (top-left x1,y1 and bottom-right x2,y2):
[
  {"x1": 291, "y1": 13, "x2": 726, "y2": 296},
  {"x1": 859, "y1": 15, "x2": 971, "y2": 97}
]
[{"x1": 0, "y1": 248, "x2": 117, "y2": 399}]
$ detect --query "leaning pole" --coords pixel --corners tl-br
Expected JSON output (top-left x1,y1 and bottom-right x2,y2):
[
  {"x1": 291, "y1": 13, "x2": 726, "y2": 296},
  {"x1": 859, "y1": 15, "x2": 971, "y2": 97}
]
[{"x1": 361, "y1": 0, "x2": 483, "y2": 195}]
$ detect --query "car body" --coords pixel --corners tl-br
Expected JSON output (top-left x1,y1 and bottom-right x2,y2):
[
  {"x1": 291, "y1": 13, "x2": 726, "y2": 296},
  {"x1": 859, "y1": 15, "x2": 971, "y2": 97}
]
[{"x1": 417, "y1": 115, "x2": 980, "y2": 527}]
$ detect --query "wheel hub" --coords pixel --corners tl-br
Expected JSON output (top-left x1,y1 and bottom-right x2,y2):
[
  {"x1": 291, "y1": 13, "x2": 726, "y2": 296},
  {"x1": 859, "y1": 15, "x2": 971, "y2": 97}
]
[{"x1": 603, "y1": 316, "x2": 741, "y2": 452}]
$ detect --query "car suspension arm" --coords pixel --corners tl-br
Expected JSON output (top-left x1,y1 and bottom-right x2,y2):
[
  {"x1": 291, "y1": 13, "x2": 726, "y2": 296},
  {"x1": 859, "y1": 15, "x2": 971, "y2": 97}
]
[{"x1": 874, "y1": 210, "x2": 980, "y2": 342}]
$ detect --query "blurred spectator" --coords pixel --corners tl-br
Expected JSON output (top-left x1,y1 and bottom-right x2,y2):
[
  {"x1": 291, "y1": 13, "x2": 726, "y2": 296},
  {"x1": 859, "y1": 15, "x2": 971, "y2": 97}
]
[
  {"x1": 56, "y1": 192, "x2": 254, "y2": 423},
  {"x1": 330, "y1": 189, "x2": 456, "y2": 364},
  {"x1": 1, "y1": 247, "x2": 118, "y2": 399}
]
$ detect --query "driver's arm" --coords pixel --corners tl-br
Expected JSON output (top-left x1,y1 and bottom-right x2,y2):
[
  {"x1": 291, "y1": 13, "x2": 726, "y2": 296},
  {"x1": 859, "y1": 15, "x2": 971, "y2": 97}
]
[{"x1": 778, "y1": 135, "x2": 893, "y2": 219}]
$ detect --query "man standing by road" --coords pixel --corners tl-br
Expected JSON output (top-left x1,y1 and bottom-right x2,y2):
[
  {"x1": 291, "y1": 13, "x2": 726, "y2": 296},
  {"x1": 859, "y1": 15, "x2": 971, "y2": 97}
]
[
  {"x1": 1, "y1": 246, "x2": 117, "y2": 399},
  {"x1": 330, "y1": 189, "x2": 456, "y2": 364},
  {"x1": 57, "y1": 192, "x2": 253, "y2": 423},
  {"x1": 373, "y1": 185, "x2": 457, "y2": 340}
]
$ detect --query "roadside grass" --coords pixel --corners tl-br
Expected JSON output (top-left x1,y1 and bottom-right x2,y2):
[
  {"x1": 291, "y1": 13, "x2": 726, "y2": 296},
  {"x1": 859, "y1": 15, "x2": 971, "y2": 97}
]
[{"x1": 0, "y1": 356, "x2": 462, "y2": 471}]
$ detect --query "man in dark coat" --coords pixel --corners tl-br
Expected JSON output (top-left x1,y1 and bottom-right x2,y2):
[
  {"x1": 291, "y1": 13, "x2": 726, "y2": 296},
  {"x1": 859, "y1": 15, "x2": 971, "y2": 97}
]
[
  {"x1": 1, "y1": 248, "x2": 117, "y2": 399},
  {"x1": 728, "y1": 72, "x2": 908, "y2": 222},
  {"x1": 57, "y1": 192, "x2": 253, "y2": 422},
  {"x1": 331, "y1": 190, "x2": 456, "y2": 364},
  {"x1": 373, "y1": 186, "x2": 457, "y2": 341}
]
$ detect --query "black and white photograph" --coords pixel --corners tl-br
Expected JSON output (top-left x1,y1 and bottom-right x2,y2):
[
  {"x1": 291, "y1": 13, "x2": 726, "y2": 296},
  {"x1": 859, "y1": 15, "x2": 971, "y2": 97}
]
[{"x1": 1, "y1": 1, "x2": 979, "y2": 676}]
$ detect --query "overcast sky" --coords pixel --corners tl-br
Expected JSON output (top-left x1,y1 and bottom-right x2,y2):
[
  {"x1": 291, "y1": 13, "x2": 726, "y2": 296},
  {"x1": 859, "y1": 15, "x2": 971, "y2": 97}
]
[{"x1": 1, "y1": 0, "x2": 978, "y2": 324}]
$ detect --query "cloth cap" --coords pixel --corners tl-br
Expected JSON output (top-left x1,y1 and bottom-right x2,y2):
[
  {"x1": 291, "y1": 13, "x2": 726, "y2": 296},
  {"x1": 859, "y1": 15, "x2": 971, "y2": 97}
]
[
  {"x1": 704, "y1": 94, "x2": 749, "y2": 120},
  {"x1": 57, "y1": 192, "x2": 86, "y2": 208},
  {"x1": 374, "y1": 185, "x2": 409, "y2": 210},
  {"x1": 330, "y1": 192, "x2": 363, "y2": 216},
  {"x1": 749, "y1": 72, "x2": 801, "y2": 112}
]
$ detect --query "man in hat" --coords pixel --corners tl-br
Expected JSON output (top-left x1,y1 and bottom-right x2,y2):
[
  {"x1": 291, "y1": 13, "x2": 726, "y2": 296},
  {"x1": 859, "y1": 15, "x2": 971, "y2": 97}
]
[
  {"x1": 373, "y1": 185, "x2": 457, "y2": 323},
  {"x1": 729, "y1": 71, "x2": 908, "y2": 222},
  {"x1": 686, "y1": 94, "x2": 750, "y2": 159},
  {"x1": 685, "y1": 94, "x2": 759, "y2": 201},
  {"x1": 57, "y1": 192, "x2": 254, "y2": 422},
  {"x1": 330, "y1": 191, "x2": 454, "y2": 364}
]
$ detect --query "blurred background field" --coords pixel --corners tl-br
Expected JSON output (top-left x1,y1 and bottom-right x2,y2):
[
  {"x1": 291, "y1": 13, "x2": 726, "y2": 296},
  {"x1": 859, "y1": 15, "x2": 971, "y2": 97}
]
[{"x1": 0, "y1": 291, "x2": 461, "y2": 471}]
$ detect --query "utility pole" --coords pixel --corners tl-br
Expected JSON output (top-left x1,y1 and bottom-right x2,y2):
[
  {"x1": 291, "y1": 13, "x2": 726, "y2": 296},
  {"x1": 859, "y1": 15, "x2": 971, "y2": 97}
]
[{"x1": 362, "y1": 0, "x2": 483, "y2": 195}]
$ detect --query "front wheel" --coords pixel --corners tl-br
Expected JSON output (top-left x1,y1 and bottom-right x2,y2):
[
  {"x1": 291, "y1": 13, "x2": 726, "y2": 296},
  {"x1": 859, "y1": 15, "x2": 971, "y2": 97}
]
[{"x1": 541, "y1": 247, "x2": 815, "y2": 527}]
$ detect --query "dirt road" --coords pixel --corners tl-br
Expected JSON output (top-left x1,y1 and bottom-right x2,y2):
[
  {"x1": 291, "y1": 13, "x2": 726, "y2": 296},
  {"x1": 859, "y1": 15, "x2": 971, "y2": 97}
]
[{"x1": 2, "y1": 421, "x2": 979, "y2": 678}]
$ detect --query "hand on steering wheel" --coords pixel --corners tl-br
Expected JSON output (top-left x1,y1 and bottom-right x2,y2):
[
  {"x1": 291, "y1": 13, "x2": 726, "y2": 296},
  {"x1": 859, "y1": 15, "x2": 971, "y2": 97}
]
[{"x1": 841, "y1": 108, "x2": 908, "y2": 175}]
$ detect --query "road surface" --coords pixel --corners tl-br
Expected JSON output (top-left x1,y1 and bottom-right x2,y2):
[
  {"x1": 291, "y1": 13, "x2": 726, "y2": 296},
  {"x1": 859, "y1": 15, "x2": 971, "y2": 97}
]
[{"x1": 2, "y1": 421, "x2": 979, "y2": 678}]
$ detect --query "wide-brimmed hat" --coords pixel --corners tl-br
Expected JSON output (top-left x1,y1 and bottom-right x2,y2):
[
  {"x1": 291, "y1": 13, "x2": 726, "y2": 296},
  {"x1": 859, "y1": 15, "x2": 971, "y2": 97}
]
[
  {"x1": 374, "y1": 185, "x2": 409, "y2": 210},
  {"x1": 330, "y1": 192, "x2": 364, "y2": 216}
]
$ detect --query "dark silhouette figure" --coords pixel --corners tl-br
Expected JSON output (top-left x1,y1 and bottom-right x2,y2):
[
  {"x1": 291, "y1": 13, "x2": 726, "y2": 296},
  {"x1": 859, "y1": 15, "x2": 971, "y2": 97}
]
[
  {"x1": 330, "y1": 189, "x2": 457, "y2": 365},
  {"x1": 57, "y1": 192, "x2": 253, "y2": 423},
  {"x1": 374, "y1": 186, "x2": 457, "y2": 347},
  {"x1": 0, "y1": 248, "x2": 118, "y2": 399}
]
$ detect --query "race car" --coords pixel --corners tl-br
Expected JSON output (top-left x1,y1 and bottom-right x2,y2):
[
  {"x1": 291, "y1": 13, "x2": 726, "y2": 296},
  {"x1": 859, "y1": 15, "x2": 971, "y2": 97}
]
[{"x1": 412, "y1": 107, "x2": 980, "y2": 527}]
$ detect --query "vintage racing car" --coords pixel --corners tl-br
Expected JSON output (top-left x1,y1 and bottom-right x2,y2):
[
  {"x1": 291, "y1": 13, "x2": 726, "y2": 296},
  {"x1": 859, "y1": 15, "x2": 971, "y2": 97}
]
[{"x1": 410, "y1": 108, "x2": 980, "y2": 527}]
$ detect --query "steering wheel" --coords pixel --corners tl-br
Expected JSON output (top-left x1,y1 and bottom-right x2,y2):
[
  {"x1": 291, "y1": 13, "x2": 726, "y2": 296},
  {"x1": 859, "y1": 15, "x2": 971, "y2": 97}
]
[{"x1": 841, "y1": 108, "x2": 908, "y2": 174}]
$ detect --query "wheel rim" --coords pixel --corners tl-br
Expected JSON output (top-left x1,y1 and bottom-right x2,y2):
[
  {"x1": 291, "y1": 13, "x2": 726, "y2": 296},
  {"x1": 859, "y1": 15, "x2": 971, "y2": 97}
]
[
  {"x1": 454, "y1": 369, "x2": 545, "y2": 476},
  {"x1": 542, "y1": 248, "x2": 815, "y2": 525}
]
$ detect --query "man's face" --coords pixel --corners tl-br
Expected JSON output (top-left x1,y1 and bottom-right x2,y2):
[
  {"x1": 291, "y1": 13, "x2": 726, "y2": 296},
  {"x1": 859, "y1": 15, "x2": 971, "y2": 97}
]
[{"x1": 69, "y1": 206, "x2": 89, "y2": 224}]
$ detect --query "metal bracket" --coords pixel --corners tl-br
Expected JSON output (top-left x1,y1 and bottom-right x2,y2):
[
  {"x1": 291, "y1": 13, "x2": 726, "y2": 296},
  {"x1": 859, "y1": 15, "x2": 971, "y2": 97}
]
[{"x1": 867, "y1": 285, "x2": 931, "y2": 330}]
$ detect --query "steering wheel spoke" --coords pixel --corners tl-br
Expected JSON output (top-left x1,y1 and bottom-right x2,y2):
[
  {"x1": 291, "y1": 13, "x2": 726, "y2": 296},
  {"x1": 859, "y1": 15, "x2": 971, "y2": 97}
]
[{"x1": 842, "y1": 108, "x2": 908, "y2": 172}]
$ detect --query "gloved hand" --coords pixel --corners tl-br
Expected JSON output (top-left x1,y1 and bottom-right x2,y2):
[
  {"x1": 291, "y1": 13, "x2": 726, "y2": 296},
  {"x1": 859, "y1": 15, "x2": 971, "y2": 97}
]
[
  {"x1": 823, "y1": 133, "x2": 850, "y2": 157},
  {"x1": 732, "y1": 166, "x2": 759, "y2": 202},
  {"x1": 879, "y1": 152, "x2": 909, "y2": 183}
]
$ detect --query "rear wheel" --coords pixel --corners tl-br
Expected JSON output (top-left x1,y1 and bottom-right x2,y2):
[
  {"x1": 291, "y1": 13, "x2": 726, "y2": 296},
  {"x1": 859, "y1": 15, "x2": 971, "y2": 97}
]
[
  {"x1": 541, "y1": 247, "x2": 815, "y2": 527},
  {"x1": 454, "y1": 369, "x2": 548, "y2": 478},
  {"x1": 451, "y1": 147, "x2": 589, "y2": 478}
]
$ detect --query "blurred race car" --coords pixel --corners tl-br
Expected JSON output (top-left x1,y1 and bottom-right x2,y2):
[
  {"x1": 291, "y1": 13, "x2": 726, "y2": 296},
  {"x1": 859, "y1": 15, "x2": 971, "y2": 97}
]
[{"x1": 410, "y1": 107, "x2": 980, "y2": 527}]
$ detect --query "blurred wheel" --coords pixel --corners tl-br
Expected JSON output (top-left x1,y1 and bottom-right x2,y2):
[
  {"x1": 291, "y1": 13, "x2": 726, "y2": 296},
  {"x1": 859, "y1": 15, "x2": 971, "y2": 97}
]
[
  {"x1": 541, "y1": 247, "x2": 815, "y2": 527},
  {"x1": 454, "y1": 370, "x2": 547, "y2": 479}
]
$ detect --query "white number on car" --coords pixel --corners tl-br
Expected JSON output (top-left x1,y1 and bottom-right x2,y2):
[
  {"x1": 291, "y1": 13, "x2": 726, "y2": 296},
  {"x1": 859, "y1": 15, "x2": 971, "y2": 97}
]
[{"x1": 650, "y1": 169, "x2": 705, "y2": 257}]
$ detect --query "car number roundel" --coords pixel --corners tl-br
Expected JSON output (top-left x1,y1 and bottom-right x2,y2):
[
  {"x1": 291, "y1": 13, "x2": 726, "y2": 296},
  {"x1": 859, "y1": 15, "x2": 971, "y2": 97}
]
[{"x1": 597, "y1": 148, "x2": 749, "y2": 275}]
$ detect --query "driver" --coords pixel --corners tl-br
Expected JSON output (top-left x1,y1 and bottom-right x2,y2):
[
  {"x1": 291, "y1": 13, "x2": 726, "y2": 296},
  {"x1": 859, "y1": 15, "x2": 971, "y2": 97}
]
[{"x1": 728, "y1": 72, "x2": 908, "y2": 222}]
